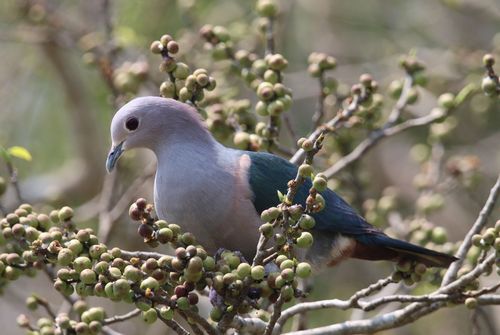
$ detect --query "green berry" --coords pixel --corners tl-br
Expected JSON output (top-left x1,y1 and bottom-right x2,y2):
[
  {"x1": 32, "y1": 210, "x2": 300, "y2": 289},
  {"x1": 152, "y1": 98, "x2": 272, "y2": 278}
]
[
  {"x1": 483, "y1": 54, "x2": 495, "y2": 67},
  {"x1": 465, "y1": 297, "x2": 478, "y2": 309},
  {"x1": 174, "y1": 62, "x2": 190, "y2": 80},
  {"x1": 251, "y1": 265, "x2": 265, "y2": 280},
  {"x1": 124, "y1": 265, "x2": 142, "y2": 283},
  {"x1": 57, "y1": 248, "x2": 74, "y2": 267},
  {"x1": 280, "y1": 259, "x2": 294, "y2": 270},
  {"x1": 210, "y1": 307, "x2": 223, "y2": 322},
  {"x1": 296, "y1": 232, "x2": 313, "y2": 248},
  {"x1": 142, "y1": 308, "x2": 158, "y2": 324},
  {"x1": 79, "y1": 269, "x2": 97, "y2": 285},
  {"x1": 267, "y1": 100, "x2": 285, "y2": 115},
  {"x1": 299, "y1": 214, "x2": 316, "y2": 230},
  {"x1": 259, "y1": 222, "x2": 274, "y2": 237},
  {"x1": 481, "y1": 77, "x2": 497, "y2": 95},
  {"x1": 296, "y1": 262, "x2": 312, "y2": 278},
  {"x1": 388, "y1": 80, "x2": 403, "y2": 99},
  {"x1": 160, "y1": 81, "x2": 176, "y2": 98},
  {"x1": 140, "y1": 277, "x2": 159, "y2": 291},
  {"x1": 437, "y1": 93, "x2": 455, "y2": 109},
  {"x1": 58, "y1": 206, "x2": 74, "y2": 221},
  {"x1": 313, "y1": 176, "x2": 328, "y2": 192},
  {"x1": 256, "y1": 0, "x2": 278, "y2": 17},
  {"x1": 73, "y1": 256, "x2": 92, "y2": 273},
  {"x1": 236, "y1": 263, "x2": 251, "y2": 279},
  {"x1": 298, "y1": 164, "x2": 313, "y2": 178}
]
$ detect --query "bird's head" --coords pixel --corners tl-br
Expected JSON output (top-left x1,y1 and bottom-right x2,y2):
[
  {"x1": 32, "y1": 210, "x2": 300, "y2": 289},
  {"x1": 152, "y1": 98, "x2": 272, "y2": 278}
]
[{"x1": 106, "y1": 96, "x2": 206, "y2": 172}]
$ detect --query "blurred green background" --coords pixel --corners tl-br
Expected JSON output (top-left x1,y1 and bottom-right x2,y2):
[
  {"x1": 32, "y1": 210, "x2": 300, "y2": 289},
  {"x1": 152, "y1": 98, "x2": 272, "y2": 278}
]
[{"x1": 0, "y1": 0, "x2": 499, "y2": 334}]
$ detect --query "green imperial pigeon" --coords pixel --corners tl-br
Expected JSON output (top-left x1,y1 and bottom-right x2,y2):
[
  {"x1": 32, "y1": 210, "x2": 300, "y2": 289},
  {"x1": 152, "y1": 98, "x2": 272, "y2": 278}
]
[{"x1": 106, "y1": 96, "x2": 457, "y2": 268}]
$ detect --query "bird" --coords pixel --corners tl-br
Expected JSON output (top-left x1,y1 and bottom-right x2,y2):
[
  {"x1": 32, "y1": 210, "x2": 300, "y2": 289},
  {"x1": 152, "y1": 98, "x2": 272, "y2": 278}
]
[{"x1": 106, "y1": 96, "x2": 457, "y2": 269}]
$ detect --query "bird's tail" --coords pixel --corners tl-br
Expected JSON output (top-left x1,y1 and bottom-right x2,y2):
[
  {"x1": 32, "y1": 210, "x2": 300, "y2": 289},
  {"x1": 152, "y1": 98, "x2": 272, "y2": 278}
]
[{"x1": 352, "y1": 233, "x2": 458, "y2": 268}]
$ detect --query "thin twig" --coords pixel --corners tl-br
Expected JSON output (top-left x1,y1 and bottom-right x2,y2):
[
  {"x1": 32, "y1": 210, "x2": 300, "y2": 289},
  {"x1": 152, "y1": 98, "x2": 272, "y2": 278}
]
[
  {"x1": 103, "y1": 309, "x2": 141, "y2": 325},
  {"x1": 5, "y1": 160, "x2": 24, "y2": 204},
  {"x1": 442, "y1": 173, "x2": 500, "y2": 285},
  {"x1": 265, "y1": 295, "x2": 285, "y2": 335}
]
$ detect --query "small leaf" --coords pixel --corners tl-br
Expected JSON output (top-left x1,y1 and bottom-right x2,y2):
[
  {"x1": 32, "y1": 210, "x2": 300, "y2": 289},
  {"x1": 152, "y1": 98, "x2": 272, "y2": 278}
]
[
  {"x1": 7, "y1": 146, "x2": 32, "y2": 162},
  {"x1": 277, "y1": 190, "x2": 284, "y2": 202}
]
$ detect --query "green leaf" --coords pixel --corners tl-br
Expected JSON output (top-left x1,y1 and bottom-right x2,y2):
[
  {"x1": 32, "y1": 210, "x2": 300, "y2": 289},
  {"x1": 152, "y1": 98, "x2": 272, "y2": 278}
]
[
  {"x1": 7, "y1": 146, "x2": 32, "y2": 162},
  {"x1": 277, "y1": 190, "x2": 284, "y2": 202}
]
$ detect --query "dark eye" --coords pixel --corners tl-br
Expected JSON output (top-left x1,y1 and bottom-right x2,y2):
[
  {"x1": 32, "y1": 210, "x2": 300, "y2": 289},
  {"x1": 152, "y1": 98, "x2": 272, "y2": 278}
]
[{"x1": 125, "y1": 117, "x2": 139, "y2": 131}]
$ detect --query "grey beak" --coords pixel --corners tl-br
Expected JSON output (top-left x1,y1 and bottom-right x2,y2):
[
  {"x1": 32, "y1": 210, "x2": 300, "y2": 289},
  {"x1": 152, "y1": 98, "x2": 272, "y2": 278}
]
[{"x1": 106, "y1": 141, "x2": 124, "y2": 173}]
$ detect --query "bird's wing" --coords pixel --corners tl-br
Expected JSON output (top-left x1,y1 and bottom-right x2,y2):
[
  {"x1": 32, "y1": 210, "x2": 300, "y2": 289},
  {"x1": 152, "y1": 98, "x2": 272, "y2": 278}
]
[{"x1": 245, "y1": 151, "x2": 378, "y2": 236}]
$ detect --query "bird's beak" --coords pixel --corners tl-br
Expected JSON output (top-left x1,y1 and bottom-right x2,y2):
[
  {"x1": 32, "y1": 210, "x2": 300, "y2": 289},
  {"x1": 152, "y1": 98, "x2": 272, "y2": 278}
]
[{"x1": 106, "y1": 141, "x2": 124, "y2": 173}]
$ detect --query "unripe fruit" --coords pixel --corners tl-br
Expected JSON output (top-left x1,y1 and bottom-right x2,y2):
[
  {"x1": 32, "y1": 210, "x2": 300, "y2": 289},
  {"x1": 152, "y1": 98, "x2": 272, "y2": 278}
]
[
  {"x1": 437, "y1": 93, "x2": 455, "y2": 109},
  {"x1": 259, "y1": 222, "x2": 274, "y2": 237},
  {"x1": 233, "y1": 132, "x2": 250, "y2": 149},
  {"x1": 465, "y1": 297, "x2": 477, "y2": 309},
  {"x1": 73, "y1": 256, "x2": 92, "y2": 273},
  {"x1": 431, "y1": 227, "x2": 447, "y2": 244},
  {"x1": 256, "y1": 0, "x2": 278, "y2": 17},
  {"x1": 140, "y1": 277, "x2": 160, "y2": 291},
  {"x1": 301, "y1": 139, "x2": 314, "y2": 151},
  {"x1": 483, "y1": 54, "x2": 495, "y2": 67},
  {"x1": 210, "y1": 307, "x2": 223, "y2": 322},
  {"x1": 174, "y1": 62, "x2": 190, "y2": 80},
  {"x1": 157, "y1": 228, "x2": 173, "y2": 244},
  {"x1": 251, "y1": 265, "x2": 265, "y2": 280},
  {"x1": 299, "y1": 214, "x2": 316, "y2": 230},
  {"x1": 280, "y1": 259, "x2": 294, "y2": 270},
  {"x1": 26, "y1": 296, "x2": 38, "y2": 310},
  {"x1": 177, "y1": 296, "x2": 190, "y2": 310},
  {"x1": 388, "y1": 80, "x2": 403, "y2": 99},
  {"x1": 57, "y1": 248, "x2": 74, "y2": 266},
  {"x1": 237, "y1": 263, "x2": 251, "y2": 279},
  {"x1": 160, "y1": 81, "x2": 176, "y2": 98},
  {"x1": 256, "y1": 101, "x2": 268, "y2": 116},
  {"x1": 298, "y1": 164, "x2": 313, "y2": 178},
  {"x1": 313, "y1": 176, "x2": 327, "y2": 192},
  {"x1": 89, "y1": 243, "x2": 107, "y2": 259},
  {"x1": 113, "y1": 278, "x2": 131, "y2": 297},
  {"x1": 80, "y1": 269, "x2": 97, "y2": 285},
  {"x1": 296, "y1": 232, "x2": 313, "y2": 248},
  {"x1": 267, "y1": 100, "x2": 285, "y2": 115},
  {"x1": 142, "y1": 308, "x2": 158, "y2": 324},
  {"x1": 481, "y1": 77, "x2": 497, "y2": 95},
  {"x1": 296, "y1": 262, "x2": 312, "y2": 278},
  {"x1": 260, "y1": 207, "x2": 281, "y2": 222},
  {"x1": 58, "y1": 206, "x2": 74, "y2": 221}
]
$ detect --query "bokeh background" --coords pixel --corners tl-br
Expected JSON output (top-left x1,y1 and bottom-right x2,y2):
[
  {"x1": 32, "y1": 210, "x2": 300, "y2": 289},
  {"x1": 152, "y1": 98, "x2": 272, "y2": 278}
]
[{"x1": 0, "y1": 0, "x2": 499, "y2": 334}]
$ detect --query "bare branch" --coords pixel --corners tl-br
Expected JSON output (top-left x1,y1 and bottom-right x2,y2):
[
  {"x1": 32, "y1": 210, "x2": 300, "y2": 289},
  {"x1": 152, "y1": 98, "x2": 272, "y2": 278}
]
[
  {"x1": 103, "y1": 309, "x2": 141, "y2": 325},
  {"x1": 442, "y1": 173, "x2": 500, "y2": 285}
]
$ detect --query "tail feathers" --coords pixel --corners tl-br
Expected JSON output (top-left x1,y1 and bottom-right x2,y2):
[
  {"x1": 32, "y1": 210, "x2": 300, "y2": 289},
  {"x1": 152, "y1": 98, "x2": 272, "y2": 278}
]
[{"x1": 352, "y1": 234, "x2": 458, "y2": 268}]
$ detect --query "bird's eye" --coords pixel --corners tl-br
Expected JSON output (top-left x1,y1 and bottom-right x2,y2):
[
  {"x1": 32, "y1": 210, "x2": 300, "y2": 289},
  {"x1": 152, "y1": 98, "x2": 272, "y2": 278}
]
[{"x1": 125, "y1": 117, "x2": 139, "y2": 131}]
